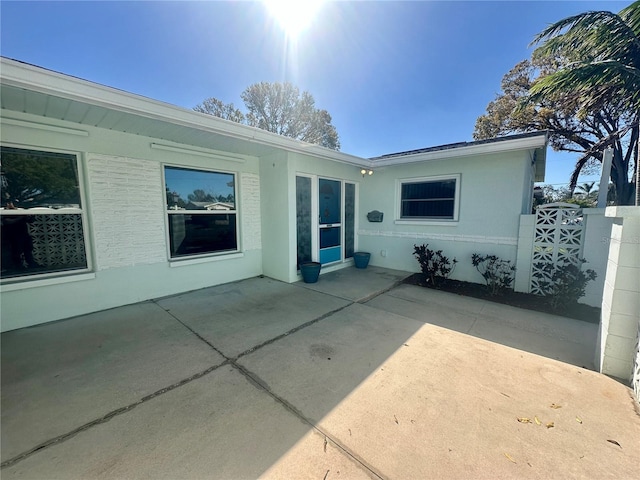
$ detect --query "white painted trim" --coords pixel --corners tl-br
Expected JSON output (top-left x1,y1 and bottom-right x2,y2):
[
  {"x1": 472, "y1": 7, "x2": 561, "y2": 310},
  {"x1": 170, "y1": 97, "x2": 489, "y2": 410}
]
[
  {"x1": 150, "y1": 142, "x2": 247, "y2": 163},
  {"x1": 358, "y1": 229, "x2": 517, "y2": 246},
  {"x1": 162, "y1": 165, "x2": 240, "y2": 260},
  {"x1": 1, "y1": 117, "x2": 90, "y2": 137},
  {"x1": 0, "y1": 272, "x2": 96, "y2": 292},
  {"x1": 396, "y1": 173, "x2": 461, "y2": 222},
  {"x1": 169, "y1": 252, "x2": 244, "y2": 267},
  {"x1": 374, "y1": 135, "x2": 547, "y2": 167}
]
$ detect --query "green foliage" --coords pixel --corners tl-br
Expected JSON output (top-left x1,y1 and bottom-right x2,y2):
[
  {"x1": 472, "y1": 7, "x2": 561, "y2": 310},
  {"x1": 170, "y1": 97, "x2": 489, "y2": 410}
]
[
  {"x1": 471, "y1": 254, "x2": 516, "y2": 296},
  {"x1": 533, "y1": 258, "x2": 597, "y2": 311},
  {"x1": 413, "y1": 244, "x2": 457, "y2": 287},
  {"x1": 1, "y1": 148, "x2": 80, "y2": 207},
  {"x1": 194, "y1": 82, "x2": 340, "y2": 150},
  {"x1": 474, "y1": 2, "x2": 639, "y2": 206}
]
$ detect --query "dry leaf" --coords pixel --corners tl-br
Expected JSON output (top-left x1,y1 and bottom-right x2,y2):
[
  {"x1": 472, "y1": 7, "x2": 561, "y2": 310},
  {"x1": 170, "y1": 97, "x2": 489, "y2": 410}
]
[
  {"x1": 550, "y1": 403, "x2": 562, "y2": 409},
  {"x1": 576, "y1": 417, "x2": 583, "y2": 424},
  {"x1": 546, "y1": 422, "x2": 554, "y2": 429},
  {"x1": 534, "y1": 416, "x2": 541, "y2": 425},
  {"x1": 517, "y1": 417, "x2": 531, "y2": 423},
  {"x1": 504, "y1": 453, "x2": 516, "y2": 463},
  {"x1": 607, "y1": 439, "x2": 622, "y2": 448}
]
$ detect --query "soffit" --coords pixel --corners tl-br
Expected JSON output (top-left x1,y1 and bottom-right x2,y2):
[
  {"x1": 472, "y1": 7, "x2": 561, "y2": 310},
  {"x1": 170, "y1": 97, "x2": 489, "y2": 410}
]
[{"x1": 0, "y1": 84, "x2": 280, "y2": 158}]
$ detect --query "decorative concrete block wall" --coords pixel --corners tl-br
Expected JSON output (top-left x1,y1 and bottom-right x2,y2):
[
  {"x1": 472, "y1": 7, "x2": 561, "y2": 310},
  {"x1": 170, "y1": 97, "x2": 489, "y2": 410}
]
[
  {"x1": 515, "y1": 208, "x2": 612, "y2": 307},
  {"x1": 596, "y1": 207, "x2": 640, "y2": 392}
]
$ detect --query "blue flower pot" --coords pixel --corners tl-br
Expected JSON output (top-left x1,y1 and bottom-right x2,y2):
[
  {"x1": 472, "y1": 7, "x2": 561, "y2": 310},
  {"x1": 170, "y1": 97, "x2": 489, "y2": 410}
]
[
  {"x1": 353, "y1": 252, "x2": 371, "y2": 269},
  {"x1": 300, "y1": 262, "x2": 321, "y2": 283}
]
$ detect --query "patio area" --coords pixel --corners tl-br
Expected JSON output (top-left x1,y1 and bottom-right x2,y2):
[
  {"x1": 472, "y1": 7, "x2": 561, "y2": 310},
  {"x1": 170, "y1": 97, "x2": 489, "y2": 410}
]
[{"x1": 2, "y1": 267, "x2": 639, "y2": 479}]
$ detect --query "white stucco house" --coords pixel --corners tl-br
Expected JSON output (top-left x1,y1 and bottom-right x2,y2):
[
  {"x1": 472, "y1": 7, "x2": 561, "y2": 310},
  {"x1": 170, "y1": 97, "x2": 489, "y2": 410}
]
[{"x1": 0, "y1": 57, "x2": 550, "y2": 332}]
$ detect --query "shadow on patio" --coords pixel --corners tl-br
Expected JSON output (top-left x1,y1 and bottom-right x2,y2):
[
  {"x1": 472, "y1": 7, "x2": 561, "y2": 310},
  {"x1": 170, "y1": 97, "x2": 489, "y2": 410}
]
[{"x1": 2, "y1": 267, "x2": 638, "y2": 479}]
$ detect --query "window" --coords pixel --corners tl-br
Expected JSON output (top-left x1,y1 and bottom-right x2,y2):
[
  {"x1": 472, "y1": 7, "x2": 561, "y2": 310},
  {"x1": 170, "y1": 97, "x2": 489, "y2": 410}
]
[
  {"x1": 399, "y1": 175, "x2": 460, "y2": 221},
  {"x1": 164, "y1": 166, "x2": 238, "y2": 258},
  {"x1": 1, "y1": 146, "x2": 88, "y2": 280}
]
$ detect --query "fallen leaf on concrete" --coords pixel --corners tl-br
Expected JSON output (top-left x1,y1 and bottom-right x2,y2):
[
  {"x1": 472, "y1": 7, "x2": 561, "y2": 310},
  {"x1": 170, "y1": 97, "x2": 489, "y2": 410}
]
[
  {"x1": 576, "y1": 417, "x2": 582, "y2": 424},
  {"x1": 546, "y1": 422, "x2": 554, "y2": 429},
  {"x1": 534, "y1": 416, "x2": 541, "y2": 425},
  {"x1": 517, "y1": 417, "x2": 531, "y2": 423},
  {"x1": 607, "y1": 439, "x2": 622, "y2": 448},
  {"x1": 550, "y1": 403, "x2": 562, "y2": 409},
  {"x1": 324, "y1": 437, "x2": 327, "y2": 452},
  {"x1": 504, "y1": 453, "x2": 516, "y2": 463},
  {"x1": 323, "y1": 469, "x2": 330, "y2": 480},
  {"x1": 394, "y1": 415, "x2": 399, "y2": 424},
  {"x1": 500, "y1": 392, "x2": 511, "y2": 398}
]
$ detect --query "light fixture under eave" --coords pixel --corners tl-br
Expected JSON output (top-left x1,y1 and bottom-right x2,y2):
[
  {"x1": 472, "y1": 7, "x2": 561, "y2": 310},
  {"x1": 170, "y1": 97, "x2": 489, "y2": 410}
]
[{"x1": 360, "y1": 168, "x2": 374, "y2": 177}]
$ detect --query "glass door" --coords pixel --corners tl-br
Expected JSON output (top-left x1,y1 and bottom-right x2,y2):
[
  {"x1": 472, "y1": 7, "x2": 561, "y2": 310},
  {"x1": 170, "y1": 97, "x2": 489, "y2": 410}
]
[{"x1": 318, "y1": 178, "x2": 341, "y2": 264}]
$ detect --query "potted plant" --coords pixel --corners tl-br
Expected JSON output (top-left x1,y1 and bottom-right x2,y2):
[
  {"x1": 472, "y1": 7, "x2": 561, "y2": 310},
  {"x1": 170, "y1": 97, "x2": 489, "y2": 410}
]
[
  {"x1": 299, "y1": 261, "x2": 321, "y2": 283},
  {"x1": 353, "y1": 252, "x2": 371, "y2": 269}
]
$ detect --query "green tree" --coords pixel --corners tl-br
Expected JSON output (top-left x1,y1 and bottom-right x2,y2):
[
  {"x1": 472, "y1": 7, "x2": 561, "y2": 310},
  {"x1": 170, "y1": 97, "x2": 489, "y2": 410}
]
[
  {"x1": 194, "y1": 82, "x2": 340, "y2": 150},
  {"x1": 529, "y1": 1, "x2": 639, "y2": 205},
  {"x1": 474, "y1": 2, "x2": 639, "y2": 205},
  {"x1": 193, "y1": 98, "x2": 245, "y2": 123}
]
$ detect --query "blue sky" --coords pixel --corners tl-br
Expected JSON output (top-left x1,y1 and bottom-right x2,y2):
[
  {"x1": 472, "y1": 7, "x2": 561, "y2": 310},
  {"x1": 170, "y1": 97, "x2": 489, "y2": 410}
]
[{"x1": 0, "y1": 0, "x2": 630, "y2": 185}]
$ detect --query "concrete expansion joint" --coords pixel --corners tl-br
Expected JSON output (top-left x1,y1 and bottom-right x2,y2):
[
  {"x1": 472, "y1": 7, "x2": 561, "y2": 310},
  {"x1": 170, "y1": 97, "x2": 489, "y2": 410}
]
[
  {"x1": 0, "y1": 361, "x2": 229, "y2": 470},
  {"x1": 356, "y1": 278, "x2": 407, "y2": 304},
  {"x1": 230, "y1": 362, "x2": 385, "y2": 480},
  {"x1": 235, "y1": 303, "x2": 354, "y2": 360}
]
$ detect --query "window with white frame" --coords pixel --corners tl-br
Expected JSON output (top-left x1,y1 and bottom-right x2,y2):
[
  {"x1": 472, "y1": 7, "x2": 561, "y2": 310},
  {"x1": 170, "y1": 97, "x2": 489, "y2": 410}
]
[
  {"x1": 399, "y1": 175, "x2": 460, "y2": 220},
  {"x1": 1, "y1": 146, "x2": 88, "y2": 280},
  {"x1": 164, "y1": 166, "x2": 238, "y2": 258}
]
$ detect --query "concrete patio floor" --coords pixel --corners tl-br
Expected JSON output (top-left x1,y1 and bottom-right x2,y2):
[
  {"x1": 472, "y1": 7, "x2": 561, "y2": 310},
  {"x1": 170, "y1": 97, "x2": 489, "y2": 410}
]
[{"x1": 2, "y1": 266, "x2": 639, "y2": 479}]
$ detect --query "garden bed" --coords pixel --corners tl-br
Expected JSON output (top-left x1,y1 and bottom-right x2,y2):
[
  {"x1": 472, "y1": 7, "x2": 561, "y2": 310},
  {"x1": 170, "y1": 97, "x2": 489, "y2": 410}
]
[{"x1": 403, "y1": 273, "x2": 600, "y2": 324}]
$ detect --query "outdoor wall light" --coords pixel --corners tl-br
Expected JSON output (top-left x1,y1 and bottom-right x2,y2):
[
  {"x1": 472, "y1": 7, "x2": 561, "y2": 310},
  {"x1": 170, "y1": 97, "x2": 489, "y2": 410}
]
[{"x1": 360, "y1": 169, "x2": 374, "y2": 177}]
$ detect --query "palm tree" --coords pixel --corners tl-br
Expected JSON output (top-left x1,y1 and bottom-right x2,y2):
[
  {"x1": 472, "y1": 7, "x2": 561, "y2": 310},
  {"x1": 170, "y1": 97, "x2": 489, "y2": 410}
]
[{"x1": 527, "y1": 1, "x2": 640, "y2": 205}]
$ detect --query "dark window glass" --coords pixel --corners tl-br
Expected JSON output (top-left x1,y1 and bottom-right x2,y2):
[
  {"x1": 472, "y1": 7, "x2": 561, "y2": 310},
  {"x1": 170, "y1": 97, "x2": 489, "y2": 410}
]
[
  {"x1": 296, "y1": 176, "x2": 312, "y2": 268},
  {"x1": 1, "y1": 147, "x2": 87, "y2": 279},
  {"x1": 319, "y1": 178, "x2": 340, "y2": 224},
  {"x1": 320, "y1": 227, "x2": 341, "y2": 249},
  {"x1": 164, "y1": 166, "x2": 238, "y2": 258},
  {"x1": 400, "y1": 179, "x2": 456, "y2": 219},
  {"x1": 344, "y1": 183, "x2": 355, "y2": 258},
  {"x1": 168, "y1": 214, "x2": 237, "y2": 257}
]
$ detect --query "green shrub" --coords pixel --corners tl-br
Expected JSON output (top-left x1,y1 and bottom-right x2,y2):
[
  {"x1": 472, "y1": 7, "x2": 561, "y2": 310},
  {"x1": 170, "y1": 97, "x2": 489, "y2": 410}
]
[
  {"x1": 413, "y1": 244, "x2": 457, "y2": 287},
  {"x1": 533, "y1": 258, "x2": 597, "y2": 311},
  {"x1": 471, "y1": 253, "x2": 516, "y2": 296}
]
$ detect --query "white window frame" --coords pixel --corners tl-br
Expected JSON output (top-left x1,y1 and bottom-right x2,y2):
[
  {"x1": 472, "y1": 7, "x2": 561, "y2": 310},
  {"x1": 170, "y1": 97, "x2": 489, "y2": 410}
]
[
  {"x1": 163, "y1": 164, "x2": 240, "y2": 261},
  {"x1": 395, "y1": 174, "x2": 461, "y2": 225},
  {"x1": 0, "y1": 144, "x2": 92, "y2": 283}
]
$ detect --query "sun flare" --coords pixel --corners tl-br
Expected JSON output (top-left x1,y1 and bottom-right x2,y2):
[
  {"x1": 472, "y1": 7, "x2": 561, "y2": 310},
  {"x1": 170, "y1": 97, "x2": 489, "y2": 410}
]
[{"x1": 264, "y1": 0, "x2": 323, "y2": 38}]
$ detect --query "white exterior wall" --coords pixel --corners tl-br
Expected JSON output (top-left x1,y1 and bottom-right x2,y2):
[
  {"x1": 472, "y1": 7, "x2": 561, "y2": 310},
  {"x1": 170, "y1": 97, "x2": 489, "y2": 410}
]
[
  {"x1": 581, "y1": 209, "x2": 614, "y2": 306},
  {"x1": 596, "y1": 207, "x2": 640, "y2": 384},
  {"x1": 358, "y1": 151, "x2": 532, "y2": 283},
  {"x1": 259, "y1": 151, "x2": 292, "y2": 282},
  {"x1": 0, "y1": 112, "x2": 263, "y2": 331}
]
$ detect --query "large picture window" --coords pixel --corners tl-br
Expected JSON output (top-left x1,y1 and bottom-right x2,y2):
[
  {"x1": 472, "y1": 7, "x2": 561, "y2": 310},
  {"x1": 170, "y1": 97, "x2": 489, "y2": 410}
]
[
  {"x1": 1, "y1": 146, "x2": 88, "y2": 280},
  {"x1": 164, "y1": 166, "x2": 238, "y2": 258},
  {"x1": 399, "y1": 175, "x2": 460, "y2": 221}
]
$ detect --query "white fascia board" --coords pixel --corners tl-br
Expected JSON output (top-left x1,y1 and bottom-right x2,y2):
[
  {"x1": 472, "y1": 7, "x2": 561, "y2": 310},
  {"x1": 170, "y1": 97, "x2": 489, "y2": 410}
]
[
  {"x1": 372, "y1": 135, "x2": 548, "y2": 167},
  {"x1": 0, "y1": 58, "x2": 369, "y2": 168}
]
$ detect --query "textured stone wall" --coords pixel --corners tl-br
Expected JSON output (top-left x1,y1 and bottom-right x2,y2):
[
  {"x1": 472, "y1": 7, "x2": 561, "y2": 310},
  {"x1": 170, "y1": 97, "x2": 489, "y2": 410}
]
[
  {"x1": 87, "y1": 154, "x2": 167, "y2": 269},
  {"x1": 240, "y1": 173, "x2": 262, "y2": 251}
]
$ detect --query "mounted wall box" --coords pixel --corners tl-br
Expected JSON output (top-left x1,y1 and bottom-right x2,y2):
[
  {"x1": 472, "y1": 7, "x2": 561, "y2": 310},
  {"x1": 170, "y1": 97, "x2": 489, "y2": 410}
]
[{"x1": 367, "y1": 210, "x2": 383, "y2": 222}]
